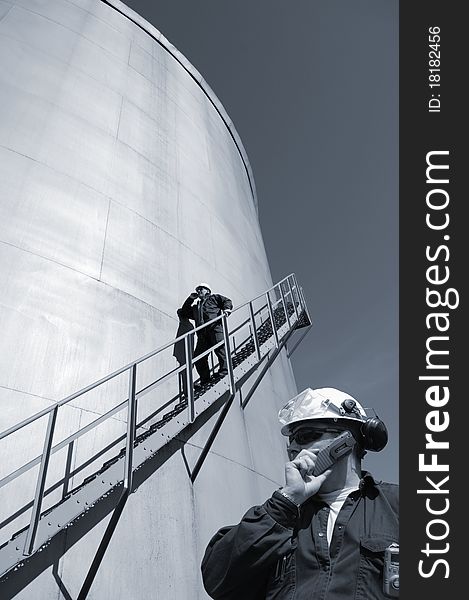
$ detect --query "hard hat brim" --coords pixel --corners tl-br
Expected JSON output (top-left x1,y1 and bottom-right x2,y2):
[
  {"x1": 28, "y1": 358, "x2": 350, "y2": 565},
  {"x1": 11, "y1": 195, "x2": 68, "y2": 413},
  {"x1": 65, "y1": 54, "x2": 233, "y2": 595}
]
[{"x1": 280, "y1": 416, "x2": 364, "y2": 437}]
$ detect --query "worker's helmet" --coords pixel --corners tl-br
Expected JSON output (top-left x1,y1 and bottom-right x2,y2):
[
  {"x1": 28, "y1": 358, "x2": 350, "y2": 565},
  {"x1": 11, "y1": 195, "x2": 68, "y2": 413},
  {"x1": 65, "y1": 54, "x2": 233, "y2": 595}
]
[
  {"x1": 278, "y1": 387, "x2": 388, "y2": 452},
  {"x1": 196, "y1": 282, "x2": 212, "y2": 293}
]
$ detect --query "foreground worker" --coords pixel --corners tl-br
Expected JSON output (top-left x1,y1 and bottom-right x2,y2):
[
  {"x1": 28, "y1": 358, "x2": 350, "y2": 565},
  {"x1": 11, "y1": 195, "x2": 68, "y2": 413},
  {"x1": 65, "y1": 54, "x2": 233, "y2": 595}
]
[{"x1": 201, "y1": 387, "x2": 399, "y2": 599}]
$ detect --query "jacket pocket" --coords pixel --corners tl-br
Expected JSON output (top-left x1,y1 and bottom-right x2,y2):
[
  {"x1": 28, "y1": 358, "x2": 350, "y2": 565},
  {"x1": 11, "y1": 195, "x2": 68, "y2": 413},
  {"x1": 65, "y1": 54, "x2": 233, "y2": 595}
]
[
  {"x1": 355, "y1": 535, "x2": 398, "y2": 600},
  {"x1": 265, "y1": 553, "x2": 296, "y2": 600}
]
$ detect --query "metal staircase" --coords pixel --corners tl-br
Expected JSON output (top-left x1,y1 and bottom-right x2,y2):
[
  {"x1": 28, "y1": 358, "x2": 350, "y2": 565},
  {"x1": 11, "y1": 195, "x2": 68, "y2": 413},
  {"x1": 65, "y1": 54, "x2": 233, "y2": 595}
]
[{"x1": 0, "y1": 273, "x2": 311, "y2": 594}]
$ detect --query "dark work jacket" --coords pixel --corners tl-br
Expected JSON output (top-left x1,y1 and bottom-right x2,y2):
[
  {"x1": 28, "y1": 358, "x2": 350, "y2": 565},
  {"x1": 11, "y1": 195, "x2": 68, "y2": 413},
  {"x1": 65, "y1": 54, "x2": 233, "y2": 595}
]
[
  {"x1": 180, "y1": 294, "x2": 233, "y2": 330},
  {"x1": 172, "y1": 317, "x2": 194, "y2": 365},
  {"x1": 201, "y1": 472, "x2": 399, "y2": 600}
]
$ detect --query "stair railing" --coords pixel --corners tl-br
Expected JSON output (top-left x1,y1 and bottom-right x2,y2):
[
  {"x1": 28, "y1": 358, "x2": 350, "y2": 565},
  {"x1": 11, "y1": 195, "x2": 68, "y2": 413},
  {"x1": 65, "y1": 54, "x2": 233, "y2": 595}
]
[{"x1": 0, "y1": 273, "x2": 309, "y2": 561}]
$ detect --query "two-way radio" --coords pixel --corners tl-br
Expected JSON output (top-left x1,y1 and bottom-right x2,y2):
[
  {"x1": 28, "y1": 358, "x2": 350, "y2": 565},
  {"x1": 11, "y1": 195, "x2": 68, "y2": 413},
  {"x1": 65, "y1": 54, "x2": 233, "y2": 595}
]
[
  {"x1": 383, "y1": 543, "x2": 399, "y2": 597},
  {"x1": 312, "y1": 430, "x2": 355, "y2": 476}
]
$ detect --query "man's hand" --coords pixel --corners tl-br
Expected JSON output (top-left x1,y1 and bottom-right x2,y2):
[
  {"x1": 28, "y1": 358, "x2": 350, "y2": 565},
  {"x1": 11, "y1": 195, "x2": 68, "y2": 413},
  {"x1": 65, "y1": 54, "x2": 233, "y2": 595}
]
[
  {"x1": 281, "y1": 449, "x2": 331, "y2": 506},
  {"x1": 223, "y1": 309, "x2": 232, "y2": 317}
]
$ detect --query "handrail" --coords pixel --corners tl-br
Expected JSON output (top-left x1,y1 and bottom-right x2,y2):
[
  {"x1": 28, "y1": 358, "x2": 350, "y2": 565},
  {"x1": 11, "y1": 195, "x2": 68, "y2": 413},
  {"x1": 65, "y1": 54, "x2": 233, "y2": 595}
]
[
  {"x1": 0, "y1": 276, "x2": 303, "y2": 493},
  {"x1": 0, "y1": 273, "x2": 299, "y2": 442},
  {"x1": 0, "y1": 299, "x2": 278, "y2": 492},
  {"x1": 0, "y1": 274, "x2": 305, "y2": 498},
  {"x1": 0, "y1": 272, "x2": 310, "y2": 574},
  {"x1": 1, "y1": 277, "x2": 300, "y2": 459}
]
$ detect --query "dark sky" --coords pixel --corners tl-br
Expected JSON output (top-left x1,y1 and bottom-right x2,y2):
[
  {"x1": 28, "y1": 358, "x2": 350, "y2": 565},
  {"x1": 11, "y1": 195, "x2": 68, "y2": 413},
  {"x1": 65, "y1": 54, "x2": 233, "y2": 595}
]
[{"x1": 122, "y1": 0, "x2": 399, "y2": 483}]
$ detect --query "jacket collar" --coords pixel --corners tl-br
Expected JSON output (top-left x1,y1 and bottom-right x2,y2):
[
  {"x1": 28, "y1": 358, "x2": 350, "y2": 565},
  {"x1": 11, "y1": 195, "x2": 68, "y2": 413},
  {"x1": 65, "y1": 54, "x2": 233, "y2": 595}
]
[{"x1": 356, "y1": 471, "x2": 382, "y2": 499}]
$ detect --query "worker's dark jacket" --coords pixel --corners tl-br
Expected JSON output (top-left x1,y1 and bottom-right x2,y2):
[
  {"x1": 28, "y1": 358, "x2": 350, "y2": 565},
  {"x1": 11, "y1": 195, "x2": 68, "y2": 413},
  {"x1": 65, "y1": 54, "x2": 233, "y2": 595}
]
[
  {"x1": 172, "y1": 315, "x2": 194, "y2": 365},
  {"x1": 181, "y1": 294, "x2": 233, "y2": 331},
  {"x1": 201, "y1": 473, "x2": 399, "y2": 600}
]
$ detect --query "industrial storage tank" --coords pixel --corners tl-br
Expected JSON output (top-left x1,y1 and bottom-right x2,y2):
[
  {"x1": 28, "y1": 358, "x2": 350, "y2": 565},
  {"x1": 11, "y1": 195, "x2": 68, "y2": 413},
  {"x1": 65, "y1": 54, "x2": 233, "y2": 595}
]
[{"x1": 0, "y1": 1, "x2": 301, "y2": 597}]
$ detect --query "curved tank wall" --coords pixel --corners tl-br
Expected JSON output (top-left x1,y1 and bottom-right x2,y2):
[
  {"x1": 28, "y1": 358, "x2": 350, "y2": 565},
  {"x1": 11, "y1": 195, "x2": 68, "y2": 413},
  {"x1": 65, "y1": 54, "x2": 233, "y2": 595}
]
[{"x1": 0, "y1": 1, "x2": 299, "y2": 598}]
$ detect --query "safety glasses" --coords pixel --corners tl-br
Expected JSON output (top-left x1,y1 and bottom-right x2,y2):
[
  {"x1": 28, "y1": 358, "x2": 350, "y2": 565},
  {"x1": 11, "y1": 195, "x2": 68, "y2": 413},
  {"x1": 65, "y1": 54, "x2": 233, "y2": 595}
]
[{"x1": 288, "y1": 427, "x2": 344, "y2": 445}]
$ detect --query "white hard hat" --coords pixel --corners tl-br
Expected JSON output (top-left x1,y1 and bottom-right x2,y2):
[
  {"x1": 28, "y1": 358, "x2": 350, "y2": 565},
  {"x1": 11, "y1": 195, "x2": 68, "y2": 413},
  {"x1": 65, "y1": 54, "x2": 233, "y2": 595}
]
[
  {"x1": 196, "y1": 282, "x2": 212, "y2": 292},
  {"x1": 278, "y1": 387, "x2": 367, "y2": 436}
]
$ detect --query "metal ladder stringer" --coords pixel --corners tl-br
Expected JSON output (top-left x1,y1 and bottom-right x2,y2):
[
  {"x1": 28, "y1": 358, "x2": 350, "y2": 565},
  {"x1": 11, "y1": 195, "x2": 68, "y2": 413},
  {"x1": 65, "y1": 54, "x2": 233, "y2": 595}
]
[{"x1": 0, "y1": 273, "x2": 312, "y2": 592}]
